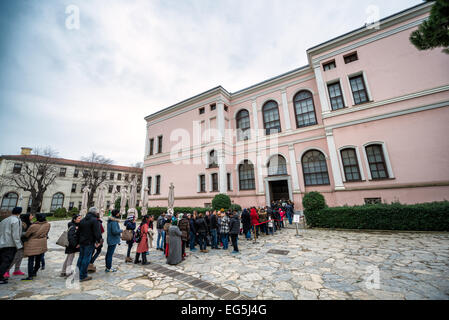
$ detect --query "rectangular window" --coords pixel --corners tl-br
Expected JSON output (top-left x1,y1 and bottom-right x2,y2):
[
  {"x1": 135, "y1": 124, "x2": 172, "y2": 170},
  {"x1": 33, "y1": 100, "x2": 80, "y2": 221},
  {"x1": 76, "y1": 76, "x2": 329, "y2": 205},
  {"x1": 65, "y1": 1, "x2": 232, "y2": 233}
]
[
  {"x1": 147, "y1": 177, "x2": 152, "y2": 195},
  {"x1": 69, "y1": 202, "x2": 74, "y2": 210},
  {"x1": 327, "y1": 82, "x2": 345, "y2": 110},
  {"x1": 74, "y1": 169, "x2": 79, "y2": 178},
  {"x1": 102, "y1": 172, "x2": 107, "y2": 180},
  {"x1": 116, "y1": 186, "x2": 121, "y2": 192},
  {"x1": 155, "y1": 175, "x2": 161, "y2": 194},
  {"x1": 78, "y1": 202, "x2": 82, "y2": 210},
  {"x1": 93, "y1": 171, "x2": 99, "y2": 179},
  {"x1": 83, "y1": 170, "x2": 89, "y2": 178},
  {"x1": 110, "y1": 172, "x2": 114, "y2": 180},
  {"x1": 13, "y1": 163, "x2": 22, "y2": 174},
  {"x1": 157, "y1": 136, "x2": 163, "y2": 153},
  {"x1": 117, "y1": 173, "x2": 122, "y2": 181},
  {"x1": 365, "y1": 198, "x2": 381, "y2": 205},
  {"x1": 344, "y1": 52, "x2": 358, "y2": 64},
  {"x1": 366, "y1": 145, "x2": 389, "y2": 180},
  {"x1": 149, "y1": 138, "x2": 154, "y2": 156},
  {"x1": 59, "y1": 168, "x2": 66, "y2": 177},
  {"x1": 224, "y1": 105, "x2": 228, "y2": 112},
  {"x1": 341, "y1": 149, "x2": 362, "y2": 182},
  {"x1": 106, "y1": 201, "x2": 111, "y2": 209},
  {"x1": 108, "y1": 185, "x2": 113, "y2": 193},
  {"x1": 349, "y1": 75, "x2": 369, "y2": 105},
  {"x1": 210, "y1": 104, "x2": 216, "y2": 111},
  {"x1": 199, "y1": 107, "x2": 205, "y2": 115},
  {"x1": 71, "y1": 184, "x2": 77, "y2": 193},
  {"x1": 125, "y1": 174, "x2": 129, "y2": 181},
  {"x1": 323, "y1": 60, "x2": 336, "y2": 71},
  {"x1": 212, "y1": 173, "x2": 218, "y2": 192},
  {"x1": 199, "y1": 175, "x2": 206, "y2": 192},
  {"x1": 80, "y1": 184, "x2": 85, "y2": 193},
  {"x1": 227, "y1": 173, "x2": 232, "y2": 191}
]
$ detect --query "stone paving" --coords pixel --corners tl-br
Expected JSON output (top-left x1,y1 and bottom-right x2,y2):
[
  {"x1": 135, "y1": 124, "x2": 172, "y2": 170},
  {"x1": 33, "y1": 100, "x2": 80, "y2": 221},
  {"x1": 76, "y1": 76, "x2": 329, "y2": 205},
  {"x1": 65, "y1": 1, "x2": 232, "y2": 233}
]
[{"x1": 1, "y1": 219, "x2": 448, "y2": 300}]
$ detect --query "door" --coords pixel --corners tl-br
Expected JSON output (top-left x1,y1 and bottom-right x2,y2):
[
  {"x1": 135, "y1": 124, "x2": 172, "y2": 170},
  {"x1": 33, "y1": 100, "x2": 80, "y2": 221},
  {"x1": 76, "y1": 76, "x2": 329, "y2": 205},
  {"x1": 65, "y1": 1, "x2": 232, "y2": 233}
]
[{"x1": 269, "y1": 180, "x2": 290, "y2": 202}]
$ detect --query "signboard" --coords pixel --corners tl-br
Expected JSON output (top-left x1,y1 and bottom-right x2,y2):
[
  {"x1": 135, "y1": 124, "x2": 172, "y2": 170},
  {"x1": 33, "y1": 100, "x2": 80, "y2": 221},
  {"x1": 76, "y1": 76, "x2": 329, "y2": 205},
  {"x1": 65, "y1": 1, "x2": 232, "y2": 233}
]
[{"x1": 293, "y1": 214, "x2": 301, "y2": 224}]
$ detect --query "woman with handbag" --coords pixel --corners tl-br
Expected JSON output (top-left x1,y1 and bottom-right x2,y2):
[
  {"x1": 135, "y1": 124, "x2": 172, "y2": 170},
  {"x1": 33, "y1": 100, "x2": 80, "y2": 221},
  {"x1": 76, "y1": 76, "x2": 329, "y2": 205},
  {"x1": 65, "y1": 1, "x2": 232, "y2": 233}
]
[
  {"x1": 123, "y1": 215, "x2": 136, "y2": 263},
  {"x1": 105, "y1": 210, "x2": 123, "y2": 273},
  {"x1": 134, "y1": 215, "x2": 150, "y2": 265},
  {"x1": 60, "y1": 214, "x2": 81, "y2": 277},
  {"x1": 21, "y1": 213, "x2": 51, "y2": 281}
]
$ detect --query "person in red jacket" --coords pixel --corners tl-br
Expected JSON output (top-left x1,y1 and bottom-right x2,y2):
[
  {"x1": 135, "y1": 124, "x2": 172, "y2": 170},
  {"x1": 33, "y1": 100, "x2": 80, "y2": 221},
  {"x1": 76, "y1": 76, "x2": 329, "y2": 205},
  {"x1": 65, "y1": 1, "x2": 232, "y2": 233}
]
[{"x1": 250, "y1": 207, "x2": 260, "y2": 237}]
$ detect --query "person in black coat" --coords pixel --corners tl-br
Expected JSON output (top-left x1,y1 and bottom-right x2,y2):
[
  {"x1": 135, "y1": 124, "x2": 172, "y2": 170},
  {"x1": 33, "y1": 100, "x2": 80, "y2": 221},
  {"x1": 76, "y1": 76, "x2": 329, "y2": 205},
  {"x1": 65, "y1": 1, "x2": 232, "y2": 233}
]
[
  {"x1": 61, "y1": 214, "x2": 81, "y2": 277},
  {"x1": 76, "y1": 208, "x2": 102, "y2": 282},
  {"x1": 241, "y1": 209, "x2": 251, "y2": 240},
  {"x1": 195, "y1": 214, "x2": 208, "y2": 253},
  {"x1": 124, "y1": 215, "x2": 137, "y2": 263},
  {"x1": 188, "y1": 214, "x2": 197, "y2": 252},
  {"x1": 229, "y1": 212, "x2": 240, "y2": 254},
  {"x1": 209, "y1": 211, "x2": 219, "y2": 249}
]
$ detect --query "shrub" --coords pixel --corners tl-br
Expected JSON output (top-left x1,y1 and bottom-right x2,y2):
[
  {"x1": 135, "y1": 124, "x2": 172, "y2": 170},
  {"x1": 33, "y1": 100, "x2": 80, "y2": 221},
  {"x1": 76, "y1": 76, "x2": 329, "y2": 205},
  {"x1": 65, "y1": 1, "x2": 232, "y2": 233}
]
[
  {"x1": 69, "y1": 207, "x2": 79, "y2": 216},
  {"x1": 212, "y1": 194, "x2": 232, "y2": 211},
  {"x1": 305, "y1": 201, "x2": 449, "y2": 231},
  {"x1": 303, "y1": 192, "x2": 327, "y2": 213},
  {"x1": 53, "y1": 207, "x2": 68, "y2": 218}
]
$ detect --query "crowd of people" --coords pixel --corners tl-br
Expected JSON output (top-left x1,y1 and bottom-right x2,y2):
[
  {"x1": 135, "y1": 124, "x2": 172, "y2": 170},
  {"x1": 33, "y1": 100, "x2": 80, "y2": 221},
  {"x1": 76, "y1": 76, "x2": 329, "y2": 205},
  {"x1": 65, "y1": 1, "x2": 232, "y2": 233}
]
[{"x1": 0, "y1": 199, "x2": 294, "y2": 284}]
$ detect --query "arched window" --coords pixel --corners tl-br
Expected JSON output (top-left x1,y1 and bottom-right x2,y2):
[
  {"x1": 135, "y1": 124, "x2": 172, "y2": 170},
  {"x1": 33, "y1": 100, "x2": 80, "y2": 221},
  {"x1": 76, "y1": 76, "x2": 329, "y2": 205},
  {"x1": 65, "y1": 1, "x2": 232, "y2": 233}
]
[
  {"x1": 268, "y1": 155, "x2": 288, "y2": 176},
  {"x1": 302, "y1": 150, "x2": 330, "y2": 186},
  {"x1": 50, "y1": 193, "x2": 64, "y2": 212},
  {"x1": 1, "y1": 192, "x2": 18, "y2": 211},
  {"x1": 340, "y1": 148, "x2": 361, "y2": 181},
  {"x1": 262, "y1": 101, "x2": 281, "y2": 135},
  {"x1": 239, "y1": 160, "x2": 256, "y2": 190},
  {"x1": 365, "y1": 144, "x2": 389, "y2": 180},
  {"x1": 208, "y1": 150, "x2": 218, "y2": 168},
  {"x1": 236, "y1": 109, "x2": 251, "y2": 141},
  {"x1": 294, "y1": 91, "x2": 317, "y2": 128}
]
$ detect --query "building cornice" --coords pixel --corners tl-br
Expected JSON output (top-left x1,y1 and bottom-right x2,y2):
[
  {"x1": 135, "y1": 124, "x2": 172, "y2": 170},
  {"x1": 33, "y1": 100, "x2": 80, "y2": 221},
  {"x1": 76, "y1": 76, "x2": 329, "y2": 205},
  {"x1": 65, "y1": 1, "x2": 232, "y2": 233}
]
[{"x1": 306, "y1": 1, "x2": 433, "y2": 62}]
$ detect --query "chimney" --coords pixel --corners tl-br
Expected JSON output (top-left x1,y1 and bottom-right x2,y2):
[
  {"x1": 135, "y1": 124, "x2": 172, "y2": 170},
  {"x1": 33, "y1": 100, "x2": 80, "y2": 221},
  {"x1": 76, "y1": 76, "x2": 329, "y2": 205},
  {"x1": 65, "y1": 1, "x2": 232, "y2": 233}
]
[{"x1": 21, "y1": 147, "x2": 32, "y2": 155}]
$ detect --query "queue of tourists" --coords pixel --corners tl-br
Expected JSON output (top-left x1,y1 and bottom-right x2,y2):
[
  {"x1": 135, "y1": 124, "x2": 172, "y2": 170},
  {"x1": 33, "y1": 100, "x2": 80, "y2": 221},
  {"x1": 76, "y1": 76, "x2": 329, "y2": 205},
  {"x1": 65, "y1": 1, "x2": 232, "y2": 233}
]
[{"x1": 0, "y1": 200, "x2": 293, "y2": 284}]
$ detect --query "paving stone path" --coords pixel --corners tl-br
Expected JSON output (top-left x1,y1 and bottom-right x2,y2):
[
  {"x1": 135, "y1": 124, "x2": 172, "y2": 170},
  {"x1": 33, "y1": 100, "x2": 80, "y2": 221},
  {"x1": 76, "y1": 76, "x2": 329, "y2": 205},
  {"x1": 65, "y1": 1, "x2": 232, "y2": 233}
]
[{"x1": 1, "y1": 220, "x2": 448, "y2": 300}]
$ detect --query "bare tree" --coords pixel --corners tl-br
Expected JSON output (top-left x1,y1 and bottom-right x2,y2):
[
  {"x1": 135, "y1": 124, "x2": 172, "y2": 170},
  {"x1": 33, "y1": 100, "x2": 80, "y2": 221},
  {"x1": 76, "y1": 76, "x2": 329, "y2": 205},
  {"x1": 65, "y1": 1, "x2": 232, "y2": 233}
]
[
  {"x1": 0, "y1": 147, "x2": 59, "y2": 214},
  {"x1": 77, "y1": 153, "x2": 114, "y2": 207},
  {"x1": 131, "y1": 162, "x2": 143, "y2": 168}
]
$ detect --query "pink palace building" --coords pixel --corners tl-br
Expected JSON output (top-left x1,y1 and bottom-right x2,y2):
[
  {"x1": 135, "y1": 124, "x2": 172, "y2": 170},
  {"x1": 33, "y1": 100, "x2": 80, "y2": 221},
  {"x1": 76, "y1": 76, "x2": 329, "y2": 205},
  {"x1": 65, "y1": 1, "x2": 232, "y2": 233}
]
[{"x1": 142, "y1": 2, "x2": 449, "y2": 210}]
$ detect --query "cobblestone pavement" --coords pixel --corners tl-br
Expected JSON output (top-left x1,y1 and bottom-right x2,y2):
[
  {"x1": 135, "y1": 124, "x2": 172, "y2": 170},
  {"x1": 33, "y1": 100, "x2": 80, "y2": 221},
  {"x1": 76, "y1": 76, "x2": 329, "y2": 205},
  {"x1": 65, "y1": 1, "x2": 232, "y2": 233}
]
[{"x1": 1, "y1": 220, "x2": 448, "y2": 300}]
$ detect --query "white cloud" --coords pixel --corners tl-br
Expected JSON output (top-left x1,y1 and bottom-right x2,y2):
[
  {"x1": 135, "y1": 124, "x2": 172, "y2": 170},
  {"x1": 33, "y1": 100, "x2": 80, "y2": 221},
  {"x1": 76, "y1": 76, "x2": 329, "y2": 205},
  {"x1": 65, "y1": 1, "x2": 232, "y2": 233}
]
[{"x1": 0, "y1": 0, "x2": 422, "y2": 165}]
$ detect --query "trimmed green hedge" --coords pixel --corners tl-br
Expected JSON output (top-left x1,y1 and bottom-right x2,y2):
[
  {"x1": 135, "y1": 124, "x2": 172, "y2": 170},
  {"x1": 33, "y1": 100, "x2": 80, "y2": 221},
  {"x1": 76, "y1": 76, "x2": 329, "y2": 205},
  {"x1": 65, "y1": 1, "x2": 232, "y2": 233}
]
[{"x1": 304, "y1": 201, "x2": 449, "y2": 231}]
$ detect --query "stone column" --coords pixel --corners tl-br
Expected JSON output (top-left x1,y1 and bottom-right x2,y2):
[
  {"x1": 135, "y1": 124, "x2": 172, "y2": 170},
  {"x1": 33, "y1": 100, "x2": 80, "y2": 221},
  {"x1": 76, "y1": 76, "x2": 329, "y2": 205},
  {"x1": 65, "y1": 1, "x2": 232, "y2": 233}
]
[
  {"x1": 313, "y1": 62, "x2": 331, "y2": 114},
  {"x1": 288, "y1": 144, "x2": 300, "y2": 192},
  {"x1": 144, "y1": 123, "x2": 150, "y2": 157},
  {"x1": 256, "y1": 151, "x2": 265, "y2": 194},
  {"x1": 326, "y1": 129, "x2": 345, "y2": 190},
  {"x1": 251, "y1": 100, "x2": 259, "y2": 137},
  {"x1": 281, "y1": 90, "x2": 292, "y2": 131},
  {"x1": 217, "y1": 101, "x2": 227, "y2": 193}
]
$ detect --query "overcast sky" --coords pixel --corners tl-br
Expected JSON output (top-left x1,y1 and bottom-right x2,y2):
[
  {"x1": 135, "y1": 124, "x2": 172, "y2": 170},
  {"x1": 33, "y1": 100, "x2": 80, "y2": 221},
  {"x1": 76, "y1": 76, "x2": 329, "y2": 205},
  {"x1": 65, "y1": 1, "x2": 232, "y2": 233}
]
[{"x1": 0, "y1": 0, "x2": 421, "y2": 166}]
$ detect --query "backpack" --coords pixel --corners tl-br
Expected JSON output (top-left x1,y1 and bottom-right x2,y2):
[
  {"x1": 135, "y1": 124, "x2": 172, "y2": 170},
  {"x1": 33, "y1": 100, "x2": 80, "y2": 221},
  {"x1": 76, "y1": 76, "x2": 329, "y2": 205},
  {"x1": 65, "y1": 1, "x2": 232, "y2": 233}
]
[
  {"x1": 157, "y1": 217, "x2": 165, "y2": 230},
  {"x1": 135, "y1": 225, "x2": 142, "y2": 243}
]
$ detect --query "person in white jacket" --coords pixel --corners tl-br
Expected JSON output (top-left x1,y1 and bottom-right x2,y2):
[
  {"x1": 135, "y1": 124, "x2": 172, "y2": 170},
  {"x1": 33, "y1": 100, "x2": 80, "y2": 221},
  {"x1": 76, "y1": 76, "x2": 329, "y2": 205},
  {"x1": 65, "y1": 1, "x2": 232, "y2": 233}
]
[{"x1": 0, "y1": 207, "x2": 23, "y2": 284}]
